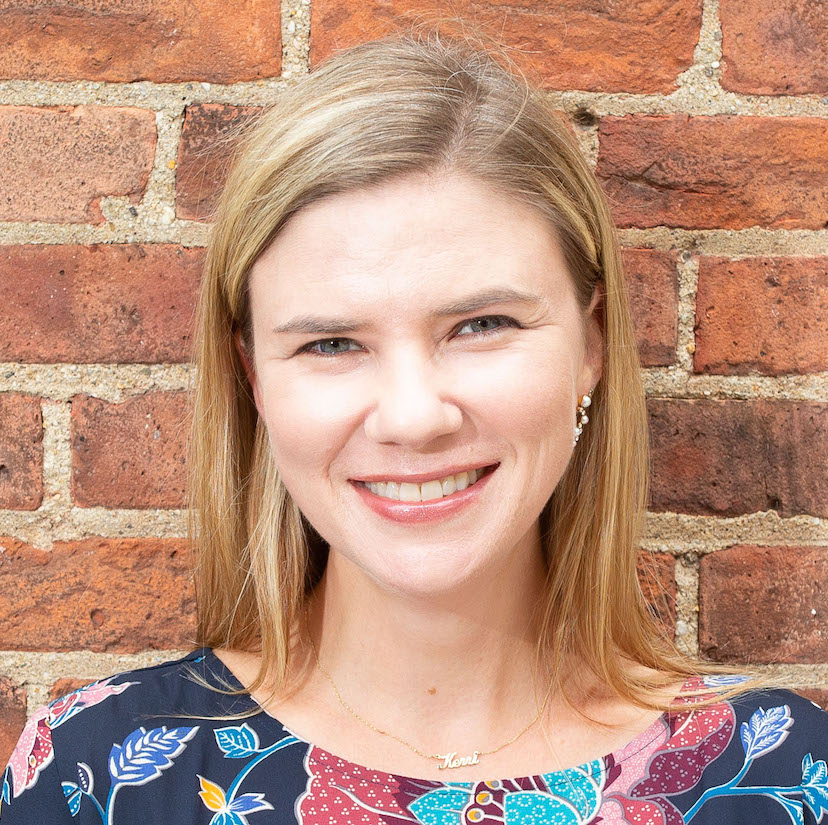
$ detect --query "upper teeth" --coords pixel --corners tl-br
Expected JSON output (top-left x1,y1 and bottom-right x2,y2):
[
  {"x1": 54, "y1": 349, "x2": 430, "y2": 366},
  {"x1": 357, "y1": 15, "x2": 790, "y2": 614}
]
[{"x1": 364, "y1": 468, "x2": 486, "y2": 502}]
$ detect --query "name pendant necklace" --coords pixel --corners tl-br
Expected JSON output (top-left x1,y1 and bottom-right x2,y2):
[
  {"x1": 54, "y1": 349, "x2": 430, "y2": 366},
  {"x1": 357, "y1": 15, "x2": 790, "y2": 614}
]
[{"x1": 303, "y1": 605, "x2": 552, "y2": 771}]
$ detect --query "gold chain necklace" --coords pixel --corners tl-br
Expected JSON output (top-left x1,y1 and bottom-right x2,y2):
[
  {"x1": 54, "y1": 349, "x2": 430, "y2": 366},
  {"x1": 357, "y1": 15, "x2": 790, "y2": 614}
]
[{"x1": 302, "y1": 604, "x2": 552, "y2": 771}]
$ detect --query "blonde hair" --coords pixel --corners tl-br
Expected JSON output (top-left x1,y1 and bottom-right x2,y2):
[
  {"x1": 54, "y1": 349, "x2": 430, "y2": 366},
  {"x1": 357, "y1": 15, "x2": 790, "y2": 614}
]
[{"x1": 188, "y1": 22, "x2": 751, "y2": 715}]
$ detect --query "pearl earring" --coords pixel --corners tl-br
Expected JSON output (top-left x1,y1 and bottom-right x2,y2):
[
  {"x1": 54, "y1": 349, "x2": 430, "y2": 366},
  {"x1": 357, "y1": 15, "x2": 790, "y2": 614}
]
[{"x1": 573, "y1": 388, "x2": 593, "y2": 445}]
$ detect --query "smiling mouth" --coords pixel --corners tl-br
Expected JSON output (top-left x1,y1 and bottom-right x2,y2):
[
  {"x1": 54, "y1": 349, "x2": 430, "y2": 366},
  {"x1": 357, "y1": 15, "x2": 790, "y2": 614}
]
[{"x1": 353, "y1": 464, "x2": 499, "y2": 502}]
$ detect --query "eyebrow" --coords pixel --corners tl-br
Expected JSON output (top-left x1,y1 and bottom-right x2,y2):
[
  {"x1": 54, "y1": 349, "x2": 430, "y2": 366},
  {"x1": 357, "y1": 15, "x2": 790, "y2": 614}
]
[{"x1": 271, "y1": 286, "x2": 546, "y2": 336}]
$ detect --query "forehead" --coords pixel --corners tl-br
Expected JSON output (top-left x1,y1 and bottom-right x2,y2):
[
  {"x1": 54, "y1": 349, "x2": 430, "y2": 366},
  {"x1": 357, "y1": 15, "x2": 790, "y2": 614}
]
[{"x1": 248, "y1": 173, "x2": 573, "y2": 314}]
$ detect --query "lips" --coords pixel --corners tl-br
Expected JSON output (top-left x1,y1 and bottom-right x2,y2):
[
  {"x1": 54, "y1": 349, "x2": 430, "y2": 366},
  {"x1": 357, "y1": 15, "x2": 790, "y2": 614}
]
[
  {"x1": 351, "y1": 463, "x2": 499, "y2": 485},
  {"x1": 351, "y1": 462, "x2": 498, "y2": 523},
  {"x1": 355, "y1": 464, "x2": 498, "y2": 502}
]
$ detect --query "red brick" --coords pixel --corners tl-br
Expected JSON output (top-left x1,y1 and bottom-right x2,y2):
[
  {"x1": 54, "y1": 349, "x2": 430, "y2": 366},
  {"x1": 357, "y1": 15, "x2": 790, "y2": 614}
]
[
  {"x1": 622, "y1": 248, "x2": 678, "y2": 367},
  {"x1": 0, "y1": 676, "x2": 26, "y2": 768},
  {"x1": 597, "y1": 115, "x2": 828, "y2": 230},
  {"x1": 699, "y1": 545, "x2": 828, "y2": 663},
  {"x1": 0, "y1": 1, "x2": 280, "y2": 83},
  {"x1": 176, "y1": 104, "x2": 262, "y2": 221},
  {"x1": 0, "y1": 245, "x2": 204, "y2": 364},
  {"x1": 49, "y1": 678, "x2": 97, "y2": 702},
  {"x1": 0, "y1": 394, "x2": 43, "y2": 511},
  {"x1": 0, "y1": 537, "x2": 195, "y2": 652},
  {"x1": 310, "y1": 0, "x2": 703, "y2": 94},
  {"x1": 720, "y1": 0, "x2": 827, "y2": 95},
  {"x1": 637, "y1": 551, "x2": 677, "y2": 635},
  {"x1": 648, "y1": 399, "x2": 827, "y2": 517},
  {"x1": 695, "y1": 257, "x2": 828, "y2": 376},
  {"x1": 796, "y1": 689, "x2": 828, "y2": 711},
  {"x1": 71, "y1": 392, "x2": 190, "y2": 509},
  {"x1": 0, "y1": 106, "x2": 156, "y2": 224}
]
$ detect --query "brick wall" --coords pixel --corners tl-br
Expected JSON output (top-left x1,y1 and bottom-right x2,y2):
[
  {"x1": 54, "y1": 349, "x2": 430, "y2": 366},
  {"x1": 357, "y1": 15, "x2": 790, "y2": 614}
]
[{"x1": 1, "y1": 0, "x2": 826, "y2": 763}]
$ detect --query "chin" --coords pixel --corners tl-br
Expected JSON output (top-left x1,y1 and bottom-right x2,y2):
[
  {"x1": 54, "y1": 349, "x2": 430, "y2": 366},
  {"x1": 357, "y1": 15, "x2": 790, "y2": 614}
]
[{"x1": 359, "y1": 546, "x2": 493, "y2": 601}]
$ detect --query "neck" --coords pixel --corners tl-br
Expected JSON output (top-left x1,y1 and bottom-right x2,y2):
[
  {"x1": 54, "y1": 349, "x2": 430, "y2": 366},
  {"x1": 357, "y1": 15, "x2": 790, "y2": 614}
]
[{"x1": 303, "y1": 525, "x2": 555, "y2": 755}]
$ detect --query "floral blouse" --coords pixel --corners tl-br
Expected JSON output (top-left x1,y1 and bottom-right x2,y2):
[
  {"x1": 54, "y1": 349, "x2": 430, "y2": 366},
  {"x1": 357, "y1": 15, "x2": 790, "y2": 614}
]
[{"x1": 2, "y1": 648, "x2": 827, "y2": 824}]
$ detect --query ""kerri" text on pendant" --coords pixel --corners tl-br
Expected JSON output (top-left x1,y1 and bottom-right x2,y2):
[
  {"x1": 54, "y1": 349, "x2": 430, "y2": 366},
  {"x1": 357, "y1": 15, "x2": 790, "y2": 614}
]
[{"x1": 436, "y1": 751, "x2": 481, "y2": 770}]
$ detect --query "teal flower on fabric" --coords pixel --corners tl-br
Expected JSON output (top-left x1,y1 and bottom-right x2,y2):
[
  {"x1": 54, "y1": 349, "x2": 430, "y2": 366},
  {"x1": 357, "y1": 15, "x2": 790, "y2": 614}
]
[{"x1": 802, "y1": 754, "x2": 828, "y2": 823}]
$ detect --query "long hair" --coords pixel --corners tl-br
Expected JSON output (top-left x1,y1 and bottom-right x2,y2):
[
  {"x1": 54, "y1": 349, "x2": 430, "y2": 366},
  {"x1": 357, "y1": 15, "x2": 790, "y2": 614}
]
[{"x1": 187, "y1": 22, "x2": 748, "y2": 714}]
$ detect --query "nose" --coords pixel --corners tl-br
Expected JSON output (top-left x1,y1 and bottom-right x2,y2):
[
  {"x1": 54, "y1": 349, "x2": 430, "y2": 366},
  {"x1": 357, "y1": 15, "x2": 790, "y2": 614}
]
[{"x1": 362, "y1": 348, "x2": 463, "y2": 446}]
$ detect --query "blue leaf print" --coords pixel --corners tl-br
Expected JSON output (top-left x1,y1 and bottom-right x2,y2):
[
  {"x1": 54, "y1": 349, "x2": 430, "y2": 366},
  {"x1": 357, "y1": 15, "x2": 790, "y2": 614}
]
[
  {"x1": 540, "y1": 761, "x2": 604, "y2": 819},
  {"x1": 2, "y1": 771, "x2": 10, "y2": 806},
  {"x1": 740, "y1": 705, "x2": 793, "y2": 760},
  {"x1": 802, "y1": 753, "x2": 828, "y2": 823},
  {"x1": 702, "y1": 674, "x2": 750, "y2": 687},
  {"x1": 61, "y1": 782, "x2": 82, "y2": 817},
  {"x1": 215, "y1": 724, "x2": 261, "y2": 759},
  {"x1": 409, "y1": 785, "x2": 472, "y2": 825},
  {"x1": 504, "y1": 791, "x2": 584, "y2": 824},
  {"x1": 228, "y1": 792, "x2": 273, "y2": 815},
  {"x1": 213, "y1": 813, "x2": 246, "y2": 825},
  {"x1": 108, "y1": 725, "x2": 198, "y2": 786}
]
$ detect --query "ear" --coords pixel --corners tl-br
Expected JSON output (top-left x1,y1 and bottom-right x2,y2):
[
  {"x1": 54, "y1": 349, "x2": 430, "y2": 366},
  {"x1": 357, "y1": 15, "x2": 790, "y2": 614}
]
[
  {"x1": 581, "y1": 285, "x2": 604, "y2": 393},
  {"x1": 234, "y1": 328, "x2": 264, "y2": 415}
]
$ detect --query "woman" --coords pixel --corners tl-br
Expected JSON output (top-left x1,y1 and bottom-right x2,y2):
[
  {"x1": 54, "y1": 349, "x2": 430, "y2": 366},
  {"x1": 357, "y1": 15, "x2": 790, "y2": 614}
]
[{"x1": 3, "y1": 27, "x2": 827, "y2": 825}]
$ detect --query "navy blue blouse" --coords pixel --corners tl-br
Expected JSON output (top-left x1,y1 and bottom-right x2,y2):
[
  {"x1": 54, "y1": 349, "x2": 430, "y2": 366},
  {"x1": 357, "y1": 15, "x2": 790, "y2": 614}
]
[{"x1": 2, "y1": 648, "x2": 827, "y2": 824}]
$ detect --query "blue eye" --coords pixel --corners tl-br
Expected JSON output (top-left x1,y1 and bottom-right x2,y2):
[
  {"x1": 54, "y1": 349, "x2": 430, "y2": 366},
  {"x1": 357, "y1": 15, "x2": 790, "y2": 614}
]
[
  {"x1": 455, "y1": 315, "x2": 519, "y2": 336},
  {"x1": 298, "y1": 315, "x2": 520, "y2": 358},
  {"x1": 302, "y1": 338, "x2": 362, "y2": 357}
]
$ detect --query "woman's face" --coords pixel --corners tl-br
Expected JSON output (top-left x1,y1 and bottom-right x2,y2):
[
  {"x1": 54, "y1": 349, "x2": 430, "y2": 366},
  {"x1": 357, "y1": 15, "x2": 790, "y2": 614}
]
[{"x1": 241, "y1": 173, "x2": 602, "y2": 598}]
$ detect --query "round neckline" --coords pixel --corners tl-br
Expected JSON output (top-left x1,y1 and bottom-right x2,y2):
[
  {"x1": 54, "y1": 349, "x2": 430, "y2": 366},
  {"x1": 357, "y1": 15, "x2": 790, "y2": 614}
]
[{"x1": 199, "y1": 647, "x2": 687, "y2": 789}]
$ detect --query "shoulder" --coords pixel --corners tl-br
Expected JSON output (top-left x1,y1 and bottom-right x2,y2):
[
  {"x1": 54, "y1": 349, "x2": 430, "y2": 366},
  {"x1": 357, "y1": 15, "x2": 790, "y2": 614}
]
[
  {"x1": 671, "y1": 677, "x2": 828, "y2": 779},
  {"x1": 3, "y1": 648, "x2": 247, "y2": 803},
  {"x1": 728, "y1": 683, "x2": 828, "y2": 754},
  {"x1": 720, "y1": 680, "x2": 828, "y2": 738},
  {"x1": 2, "y1": 649, "x2": 313, "y2": 823}
]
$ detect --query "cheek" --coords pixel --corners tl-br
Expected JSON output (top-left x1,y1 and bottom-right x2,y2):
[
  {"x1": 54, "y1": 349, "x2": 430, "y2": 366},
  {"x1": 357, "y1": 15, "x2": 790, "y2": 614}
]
[
  {"x1": 478, "y1": 347, "x2": 576, "y2": 435},
  {"x1": 258, "y1": 373, "x2": 355, "y2": 484},
  {"x1": 481, "y1": 348, "x2": 577, "y2": 501}
]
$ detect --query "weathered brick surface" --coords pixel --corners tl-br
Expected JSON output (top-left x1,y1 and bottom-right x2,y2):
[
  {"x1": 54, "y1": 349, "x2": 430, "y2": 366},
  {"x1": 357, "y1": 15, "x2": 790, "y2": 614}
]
[
  {"x1": 0, "y1": 106, "x2": 156, "y2": 224},
  {"x1": 310, "y1": 0, "x2": 703, "y2": 94},
  {"x1": 71, "y1": 392, "x2": 190, "y2": 509},
  {"x1": 637, "y1": 551, "x2": 677, "y2": 634},
  {"x1": 622, "y1": 248, "x2": 678, "y2": 367},
  {"x1": 176, "y1": 104, "x2": 262, "y2": 221},
  {"x1": 49, "y1": 678, "x2": 98, "y2": 702},
  {"x1": 699, "y1": 546, "x2": 828, "y2": 663},
  {"x1": 597, "y1": 115, "x2": 828, "y2": 229},
  {"x1": 0, "y1": 676, "x2": 26, "y2": 767},
  {"x1": 648, "y1": 400, "x2": 827, "y2": 517},
  {"x1": 0, "y1": 245, "x2": 204, "y2": 364},
  {"x1": 0, "y1": 0, "x2": 281, "y2": 83},
  {"x1": 695, "y1": 257, "x2": 828, "y2": 376},
  {"x1": 0, "y1": 537, "x2": 195, "y2": 652},
  {"x1": 720, "y1": 0, "x2": 827, "y2": 95},
  {"x1": 0, "y1": 394, "x2": 43, "y2": 511},
  {"x1": 797, "y1": 689, "x2": 828, "y2": 711}
]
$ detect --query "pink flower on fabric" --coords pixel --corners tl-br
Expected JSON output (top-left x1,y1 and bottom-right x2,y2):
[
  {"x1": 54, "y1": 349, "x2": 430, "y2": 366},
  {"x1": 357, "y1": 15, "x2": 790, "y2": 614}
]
[
  {"x1": 6, "y1": 705, "x2": 51, "y2": 800},
  {"x1": 6, "y1": 676, "x2": 137, "y2": 798},
  {"x1": 597, "y1": 680, "x2": 736, "y2": 825},
  {"x1": 297, "y1": 745, "x2": 440, "y2": 824}
]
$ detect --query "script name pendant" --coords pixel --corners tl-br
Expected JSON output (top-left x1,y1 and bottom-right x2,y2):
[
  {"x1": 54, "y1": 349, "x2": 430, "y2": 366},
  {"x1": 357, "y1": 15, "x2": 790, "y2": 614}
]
[{"x1": 437, "y1": 751, "x2": 481, "y2": 770}]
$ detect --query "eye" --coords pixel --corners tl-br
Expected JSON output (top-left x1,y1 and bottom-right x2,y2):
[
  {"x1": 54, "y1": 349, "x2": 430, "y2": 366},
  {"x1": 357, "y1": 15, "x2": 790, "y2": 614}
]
[
  {"x1": 297, "y1": 315, "x2": 521, "y2": 358},
  {"x1": 298, "y1": 337, "x2": 362, "y2": 357},
  {"x1": 454, "y1": 315, "x2": 521, "y2": 337}
]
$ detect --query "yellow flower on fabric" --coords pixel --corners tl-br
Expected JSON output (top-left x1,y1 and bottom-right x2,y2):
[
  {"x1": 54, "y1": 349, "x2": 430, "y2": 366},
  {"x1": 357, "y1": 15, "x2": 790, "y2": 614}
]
[{"x1": 197, "y1": 775, "x2": 227, "y2": 812}]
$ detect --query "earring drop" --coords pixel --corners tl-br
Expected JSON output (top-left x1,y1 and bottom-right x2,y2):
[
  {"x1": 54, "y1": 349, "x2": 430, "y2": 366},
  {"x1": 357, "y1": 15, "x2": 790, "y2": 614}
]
[{"x1": 573, "y1": 388, "x2": 593, "y2": 445}]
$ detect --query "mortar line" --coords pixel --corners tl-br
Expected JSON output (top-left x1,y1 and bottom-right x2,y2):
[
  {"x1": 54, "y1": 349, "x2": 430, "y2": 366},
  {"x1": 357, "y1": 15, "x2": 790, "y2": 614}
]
[
  {"x1": 674, "y1": 554, "x2": 700, "y2": 656},
  {"x1": 675, "y1": 252, "x2": 700, "y2": 372}
]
